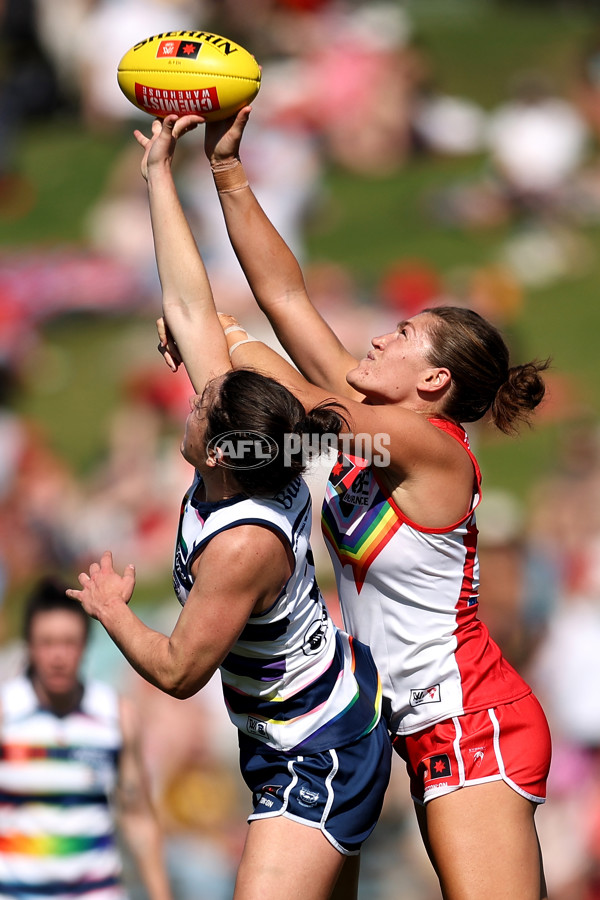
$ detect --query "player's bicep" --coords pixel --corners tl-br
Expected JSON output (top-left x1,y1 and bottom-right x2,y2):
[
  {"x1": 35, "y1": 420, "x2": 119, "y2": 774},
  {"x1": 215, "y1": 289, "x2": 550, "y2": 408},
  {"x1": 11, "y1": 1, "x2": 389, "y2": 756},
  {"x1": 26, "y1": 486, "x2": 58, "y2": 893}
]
[{"x1": 166, "y1": 527, "x2": 290, "y2": 694}]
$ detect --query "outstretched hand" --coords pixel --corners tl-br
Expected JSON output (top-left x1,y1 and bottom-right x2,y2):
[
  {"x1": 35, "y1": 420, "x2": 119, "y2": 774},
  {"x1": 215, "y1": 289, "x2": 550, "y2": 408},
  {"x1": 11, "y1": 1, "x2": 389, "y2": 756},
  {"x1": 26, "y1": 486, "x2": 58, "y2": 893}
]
[
  {"x1": 133, "y1": 105, "x2": 251, "y2": 180},
  {"x1": 218, "y1": 311, "x2": 244, "y2": 332},
  {"x1": 67, "y1": 551, "x2": 136, "y2": 622},
  {"x1": 134, "y1": 113, "x2": 206, "y2": 181},
  {"x1": 204, "y1": 106, "x2": 252, "y2": 165},
  {"x1": 156, "y1": 315, "x2": 182, "y2": 372}
]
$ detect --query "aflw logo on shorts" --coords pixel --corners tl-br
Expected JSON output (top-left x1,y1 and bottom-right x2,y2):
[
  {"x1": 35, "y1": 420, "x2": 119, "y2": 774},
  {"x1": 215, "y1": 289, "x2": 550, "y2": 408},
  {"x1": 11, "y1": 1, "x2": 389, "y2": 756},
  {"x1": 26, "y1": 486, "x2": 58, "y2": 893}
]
[{"x1": 410, "y1": 684, "x2": 441, "y2": 706}]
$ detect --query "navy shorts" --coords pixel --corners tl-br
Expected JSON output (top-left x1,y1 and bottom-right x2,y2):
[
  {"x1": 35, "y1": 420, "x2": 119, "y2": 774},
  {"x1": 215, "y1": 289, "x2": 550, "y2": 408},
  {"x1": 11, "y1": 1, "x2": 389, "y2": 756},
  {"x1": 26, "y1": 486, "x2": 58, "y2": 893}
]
[{"x1": 239, "y1": 720, "x2": 392, "y2": 855}]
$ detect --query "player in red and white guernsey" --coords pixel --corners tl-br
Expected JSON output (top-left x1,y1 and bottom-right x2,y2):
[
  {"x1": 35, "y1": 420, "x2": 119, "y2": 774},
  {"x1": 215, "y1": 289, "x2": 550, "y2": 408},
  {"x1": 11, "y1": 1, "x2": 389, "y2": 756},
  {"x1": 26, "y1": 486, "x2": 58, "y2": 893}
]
[{"x1": 177, "y1": 107, "x2": 554, "y2": 900}]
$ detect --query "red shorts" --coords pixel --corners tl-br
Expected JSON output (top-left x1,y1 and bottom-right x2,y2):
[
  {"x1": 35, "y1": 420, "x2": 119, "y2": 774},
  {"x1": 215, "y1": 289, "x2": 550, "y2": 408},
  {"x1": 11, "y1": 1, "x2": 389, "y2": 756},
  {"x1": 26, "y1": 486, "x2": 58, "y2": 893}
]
[{"x1": 392, "y1": 692, "x2": 552, "y2": 806}]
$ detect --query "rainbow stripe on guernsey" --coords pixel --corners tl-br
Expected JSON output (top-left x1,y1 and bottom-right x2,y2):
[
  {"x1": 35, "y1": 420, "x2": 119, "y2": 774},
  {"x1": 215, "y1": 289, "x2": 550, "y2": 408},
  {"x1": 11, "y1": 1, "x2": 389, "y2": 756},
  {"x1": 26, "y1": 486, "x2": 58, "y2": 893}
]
[
  {"x1": 0, "y1": 677, "x2": 126, "y2": 900},
  {"x1": 0, "y1": 744, "x2": 119, "y2": 763},
  {"x1": 322, "y1": 454, "x2": 403, "y2": 592},
  {"x1": 0, "y1": 833, "x2": 114, "y2": 855},
  {"x1": 291, "y1": 638, "x2": 383, "y2": 750},
  {"x1": 319, "y1": 422, "x2": 533, "y2": 739},
  {"x1": 221, "y1": 632, "x2": 382, "y2": 752},
  {"x1": 173, "y1": 472, "x2": 383, "y2": 752}
]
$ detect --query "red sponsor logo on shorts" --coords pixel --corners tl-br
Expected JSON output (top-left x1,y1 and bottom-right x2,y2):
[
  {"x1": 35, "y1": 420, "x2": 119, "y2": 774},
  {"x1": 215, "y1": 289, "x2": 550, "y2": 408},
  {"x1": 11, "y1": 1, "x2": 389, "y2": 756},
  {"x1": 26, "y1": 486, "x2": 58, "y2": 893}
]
[{"x1": 426, "y1": 753, "x2": 451, "y2": 780}]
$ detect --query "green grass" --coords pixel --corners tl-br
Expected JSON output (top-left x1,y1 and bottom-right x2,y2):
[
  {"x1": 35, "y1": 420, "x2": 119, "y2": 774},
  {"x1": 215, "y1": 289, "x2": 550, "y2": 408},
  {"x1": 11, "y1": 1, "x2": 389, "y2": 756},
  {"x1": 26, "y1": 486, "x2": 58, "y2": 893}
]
[
  {"x1": 0, "y1": 121, "x2": 130, "y2": 245},
  {"x1": 307, "y1": 155, "x2": 504, "y2": 281},
  {"x1": 17, "y1": 313, "x2": 162, "y2": 473},
  {"x1": 407, "y1": 1, "x2": 594, "y2": 104}
]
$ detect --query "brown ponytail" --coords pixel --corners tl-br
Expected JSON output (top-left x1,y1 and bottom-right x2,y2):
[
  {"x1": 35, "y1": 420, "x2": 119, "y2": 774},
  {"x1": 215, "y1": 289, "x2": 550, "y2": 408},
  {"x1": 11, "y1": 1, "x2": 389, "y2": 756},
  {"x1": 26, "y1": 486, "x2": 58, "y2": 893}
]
[
  {"x1": 424, "y1": 306, "x2": 549, "y2": 433},
  {"x1": 491, "y1": 361, "x2": 549, "y2": 434}
]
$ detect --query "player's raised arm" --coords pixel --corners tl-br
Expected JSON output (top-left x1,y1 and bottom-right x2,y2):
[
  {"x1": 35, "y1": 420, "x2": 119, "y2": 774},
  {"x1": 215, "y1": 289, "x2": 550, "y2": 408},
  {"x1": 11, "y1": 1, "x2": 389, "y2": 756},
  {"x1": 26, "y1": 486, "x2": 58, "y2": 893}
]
[
  {"x1": 135, "y1": 114, "x2": 231, "y2": 395},
  {"x1": 204, "y1": 109, "x2": 363, "y2": 400}
]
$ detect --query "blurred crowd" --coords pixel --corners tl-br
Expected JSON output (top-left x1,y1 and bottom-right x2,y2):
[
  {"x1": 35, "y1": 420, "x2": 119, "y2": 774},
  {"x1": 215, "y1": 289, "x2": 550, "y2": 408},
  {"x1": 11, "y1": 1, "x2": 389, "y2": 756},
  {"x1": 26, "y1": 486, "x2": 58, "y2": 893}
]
[{"x1": 2, "y1": 0, "x2": 600, "y2": 898}]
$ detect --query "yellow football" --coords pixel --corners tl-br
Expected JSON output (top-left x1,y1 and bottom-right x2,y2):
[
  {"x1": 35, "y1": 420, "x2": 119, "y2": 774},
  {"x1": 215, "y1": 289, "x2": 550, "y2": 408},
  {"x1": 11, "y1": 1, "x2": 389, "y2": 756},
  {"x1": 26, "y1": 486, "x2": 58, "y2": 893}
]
[{"x1": 117, "y1": 30, "x2": 261, "y2": 121}]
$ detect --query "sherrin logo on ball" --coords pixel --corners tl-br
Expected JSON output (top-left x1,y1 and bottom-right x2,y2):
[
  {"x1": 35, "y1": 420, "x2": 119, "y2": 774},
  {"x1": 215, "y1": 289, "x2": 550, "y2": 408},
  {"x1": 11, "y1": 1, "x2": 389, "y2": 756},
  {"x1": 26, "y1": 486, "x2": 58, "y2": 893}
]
[{"x1": 117, "y1": 30, "x2": 261, "y2": 121}]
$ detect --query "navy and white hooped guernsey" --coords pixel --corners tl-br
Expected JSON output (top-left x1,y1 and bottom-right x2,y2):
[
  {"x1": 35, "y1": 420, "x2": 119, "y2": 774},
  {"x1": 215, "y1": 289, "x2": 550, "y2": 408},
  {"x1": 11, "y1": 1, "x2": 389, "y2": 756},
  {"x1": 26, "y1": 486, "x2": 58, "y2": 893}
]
[
  {"x1": 0, "y1": 676, "x2": 126, "y2": 900},
  {"x1": 173, "y1": 473, "x2": 383, "y2": 753}
]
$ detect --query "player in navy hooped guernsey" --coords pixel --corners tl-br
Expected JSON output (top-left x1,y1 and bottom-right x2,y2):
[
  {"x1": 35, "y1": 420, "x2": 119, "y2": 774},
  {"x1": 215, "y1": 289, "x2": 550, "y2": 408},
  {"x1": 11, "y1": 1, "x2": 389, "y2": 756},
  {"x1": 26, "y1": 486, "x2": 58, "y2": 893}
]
[{"x1": 68, "y1": 115, "x2": 391, "y2": 900}]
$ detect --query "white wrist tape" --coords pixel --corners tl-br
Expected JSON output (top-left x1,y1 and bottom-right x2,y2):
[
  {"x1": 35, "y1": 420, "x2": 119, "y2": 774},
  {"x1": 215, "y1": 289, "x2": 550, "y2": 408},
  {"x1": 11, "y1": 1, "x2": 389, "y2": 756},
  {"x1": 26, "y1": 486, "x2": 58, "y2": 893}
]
[{"x1": 228, "y1": 335, "x2": 257, "y2": 357}]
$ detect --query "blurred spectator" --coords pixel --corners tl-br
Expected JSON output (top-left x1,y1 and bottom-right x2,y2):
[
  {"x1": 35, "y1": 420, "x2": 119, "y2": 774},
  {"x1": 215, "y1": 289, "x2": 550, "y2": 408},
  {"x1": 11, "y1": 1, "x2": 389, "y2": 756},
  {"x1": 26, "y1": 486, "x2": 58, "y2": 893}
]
[
  {"x1": 486, "y1": 72, "x2": 589, "y2": 217},
  {"x1": 413, "y1": 90, "x2": 487, "y2": 158},
  {"x1": 72, "y1": 0, "x2": 203, "y2": 132},
  {"x1": 80, "y1": 574, "x2": 249, "y2": 900},
  {"x1": 573, "y1": 28, "x2": 600, "y2": 146},
  {"x1": 426, "y1": 71, "x2": 592, "y2": 235},
  {"x1": 0, "y1": 363, "x2": 83, "y2": 591},
  {"x1": 303, "y1": 261, "x2": 391, "y2": 357},
  {"x1": 287, "y1": 2, "x2": 425, "y2": 175},
  {"x1": 521, "y1": 423, "x2": 600, "y2": 898},
  {"x1": 531, "y1": 584, "x2": 600, "y2": 898},
  {"x1": 456, "y1": 263, "x2": 524, "y2": 327},
  {"x1": 476, "y1": 488, "x2": 556, "y2": 670},
  {"x1": 72, "y1": 360, "x2": 191, "y2": 576},
  {"x1": 136, "y1": 669, "x2": 244, "y2": 900},
  {"x1": 0, "y1": 576, "x2": 173, "y2": 900},
  {"x1": 527, "y1": 422, "x2": 600, "y2": 601},
  {"x1": 208, "y1": 0, "x2": 426, "y2": 175},
  {"x1": 33, "y1": 0, "x2": 90, "y2": 111},
  {"x1": 0, "y1": 0, "x2": 63, "y2": 217},
  {"x1": 376, "y1": 258, "x2": 444, "y2": 320},
  {"x1": 84, "y1": 149, "x2": 162, "y2": 288},
  {"x1": 60, "y1": 0, "x2": 205, "y2": 312},
  {"x1": 498, "y1": 218, "x2": 594, "y2": 288}
]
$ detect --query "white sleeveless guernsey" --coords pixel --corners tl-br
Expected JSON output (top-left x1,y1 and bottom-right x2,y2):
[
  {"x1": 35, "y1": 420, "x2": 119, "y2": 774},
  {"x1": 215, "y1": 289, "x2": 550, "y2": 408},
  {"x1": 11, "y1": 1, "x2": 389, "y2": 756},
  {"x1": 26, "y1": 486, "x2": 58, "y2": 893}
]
[
  {"x1": 173, "y1": 473, "x2": 382, "y2": 753},
  {"x1": 321, "y1": 419, "x2": 532, "y2": 737},
  {"x1": 0, "y1": 676, "x2": 126, "y2": 900}
]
